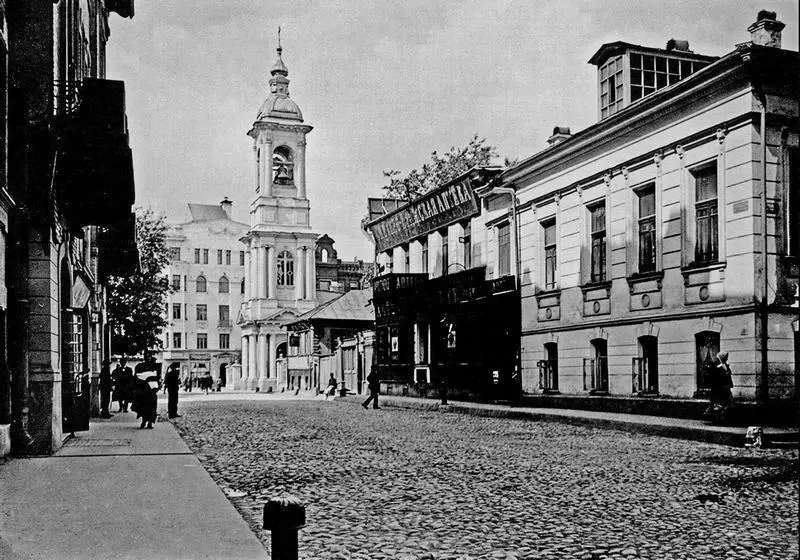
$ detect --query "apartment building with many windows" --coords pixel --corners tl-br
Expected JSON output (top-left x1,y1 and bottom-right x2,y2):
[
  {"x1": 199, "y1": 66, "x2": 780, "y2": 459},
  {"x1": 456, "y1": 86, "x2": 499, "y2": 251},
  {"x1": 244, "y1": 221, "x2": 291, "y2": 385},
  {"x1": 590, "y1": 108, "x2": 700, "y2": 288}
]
[
  {"x1": 159, "y1": 199, "x2": 248, "y2": 388},
  {"x1": 483, "y1": 11, "x2": 798, "y2": 412}
]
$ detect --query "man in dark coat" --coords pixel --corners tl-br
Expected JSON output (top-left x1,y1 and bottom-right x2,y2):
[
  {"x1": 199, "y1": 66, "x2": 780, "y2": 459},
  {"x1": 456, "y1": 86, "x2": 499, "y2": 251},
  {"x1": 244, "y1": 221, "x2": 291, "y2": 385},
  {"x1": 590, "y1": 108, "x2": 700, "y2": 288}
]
[
  {"x1": 164, "y1": 362, "x2": 182, "y2": 419},
  {"x1": 361, "y1": 366, "x2": 380, "y2": 410},
  {"x1": 112, "y1": 358, "x2": 134, "y2": 412},
  {"x1": 99, "y1": 359, "x2": 113, "y2": 418}
]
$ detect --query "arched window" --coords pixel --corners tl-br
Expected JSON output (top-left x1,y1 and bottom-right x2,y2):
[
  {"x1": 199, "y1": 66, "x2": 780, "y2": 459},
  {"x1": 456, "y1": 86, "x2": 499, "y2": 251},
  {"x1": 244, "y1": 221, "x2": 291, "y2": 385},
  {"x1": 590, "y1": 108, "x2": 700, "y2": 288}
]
[
  {"x1": 218, "y1": 276, "x2": 229, "y2": 293},
  {"x1": 277, "y1": 250, "x2": 294, "y2": 286},
  {"x1": 196, "y1": 275, "x2": 207, "y2": 292},
  {"x1": 272, "y1": 146, "x2": 294, "y2": 186}
]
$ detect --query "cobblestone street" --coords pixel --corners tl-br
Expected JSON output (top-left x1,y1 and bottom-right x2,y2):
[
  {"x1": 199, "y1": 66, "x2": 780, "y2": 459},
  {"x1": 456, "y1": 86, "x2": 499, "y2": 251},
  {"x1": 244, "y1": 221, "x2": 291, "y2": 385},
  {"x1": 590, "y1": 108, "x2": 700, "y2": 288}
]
[{"x1": 170, "y1": 399, "x2": 798, "y2": 560}]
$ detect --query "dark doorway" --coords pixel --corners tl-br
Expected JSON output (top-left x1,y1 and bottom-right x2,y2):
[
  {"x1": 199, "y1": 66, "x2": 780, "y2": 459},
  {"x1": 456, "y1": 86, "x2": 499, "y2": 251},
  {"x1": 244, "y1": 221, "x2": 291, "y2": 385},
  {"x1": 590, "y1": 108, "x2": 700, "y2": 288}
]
[
  {"x1": 219, "y1": 363, "x2": 227, "y2": 387},
  {"x1": 695, "y1": 331, "x2": 720, "y2": 395}
]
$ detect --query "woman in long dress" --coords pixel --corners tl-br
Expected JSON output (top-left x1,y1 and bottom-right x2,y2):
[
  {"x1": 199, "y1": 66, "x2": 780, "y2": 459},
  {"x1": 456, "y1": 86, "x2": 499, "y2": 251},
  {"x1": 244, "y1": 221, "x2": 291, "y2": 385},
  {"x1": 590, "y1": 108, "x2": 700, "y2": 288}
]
[{"x1": 131, "y1": 354, "x2": 159, "y2": 429}]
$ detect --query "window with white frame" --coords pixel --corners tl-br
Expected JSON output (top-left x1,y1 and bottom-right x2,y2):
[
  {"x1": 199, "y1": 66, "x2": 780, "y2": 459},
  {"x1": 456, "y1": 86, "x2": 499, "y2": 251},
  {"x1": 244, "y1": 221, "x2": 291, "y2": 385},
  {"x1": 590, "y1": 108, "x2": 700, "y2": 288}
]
[
  {"x1": 462, "y1": 222, "x2": 472, "y2": 269},
  {"x1": 693, "y1": 164, "x2": 718, "y2": 264},
  {"x1": 218, "y1": 276, "x2": 229, "y2": 293},
  {"x1": 497, "y1": 222, "x2": 511, "y2": 277},
  {"x1": 172, "y1": 304, "x2": 181, "y2": 320},
  {"x1": 196, "y1": 275, "x2": 207, "y2": 292},
  {"x1": 637, "y1": 185, "x2": 657, "y2": 273},
  {"x1": 196, "y1": 333, "x2": 208, "y2": 349},
  {"x1": 440, "y1": 229, "x2": 449, "y2": 274},
  {"x1": 172, "y1": 332, "x2": 182, "y2": 349},
  {"x1": 589, "y1": 202, "x2": 607, "y2": 283},
  {"x1": 543, "y1": 220, "x2": 557, "y2": 290},
  {"x1": 219, "y1": 334, "x2": 230, "y2": 349},
  {"x1": 599, "y1": 55, "x2": 624, "y2": 119},
  {"x1": 277, "y1": 250, "x2": 294, "y2": 286},
  {"x1": 421, "y1": 237, "x2": 429, "y2": 274},
  {"x1": 196, "y1": 304, "x2": 207, "y2": 321},
  {"x1": 629, "y1": 53, "x2": 708, "y2": 104}
]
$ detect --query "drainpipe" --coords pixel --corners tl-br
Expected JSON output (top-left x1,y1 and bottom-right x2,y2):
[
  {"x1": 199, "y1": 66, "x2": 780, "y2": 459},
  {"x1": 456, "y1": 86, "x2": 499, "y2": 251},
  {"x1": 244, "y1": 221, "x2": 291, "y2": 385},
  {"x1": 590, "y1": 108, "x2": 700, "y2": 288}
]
[
  {"x1": 486, "y1": 186, "x2": 522, "y2": 397},
  {"x1": 758, "y1": 98, "x2": 770, "y2": 404}
]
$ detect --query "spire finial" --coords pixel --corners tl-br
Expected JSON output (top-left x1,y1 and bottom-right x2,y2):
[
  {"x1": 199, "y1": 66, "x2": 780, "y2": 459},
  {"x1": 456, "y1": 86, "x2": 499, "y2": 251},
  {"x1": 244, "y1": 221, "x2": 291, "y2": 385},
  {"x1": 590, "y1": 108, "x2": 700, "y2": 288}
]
[{"x1": 277, "y1": 26, "x2": 282, "y2": 53}]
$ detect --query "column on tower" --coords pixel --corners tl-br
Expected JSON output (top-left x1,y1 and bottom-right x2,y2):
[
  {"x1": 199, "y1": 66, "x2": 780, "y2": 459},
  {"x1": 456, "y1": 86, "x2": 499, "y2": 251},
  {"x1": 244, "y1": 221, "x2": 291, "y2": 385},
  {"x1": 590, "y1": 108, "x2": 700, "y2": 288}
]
[
  {"x1": 261, "y1": 137, "x2": 273, "y2": 197},
  {"x1": 243, "y1": 249, "x2": 252, "y2": 300},
  {"x1": 248, "y1": 333, "x2": 257, "y2": 387},
  {"x1": 257, "y1": 332, "x2": 267, "y2": 381},
  {"x1": 253, "y1": 144, "x2": 259, "y2": 192},
  {"x1": 250, "y1": 242, "x2": 258, "y2": 301},
  {"x1": 241, "y1": 335, "x2": 249, "y2": 381},
  {"x1": 297, "y1": 141, "x2": 306, "y2": 199},
  {"x1": 305, "y1": 244, "x2": 315, "y2": 300},
  {"x1": 259, "y1": 246, "x2": 268, "y2": 298},
  {"x1": 295, "y1": 246, "x2": 306, "y2": 300},
  {"x1": 267, "y1": 245, "x2": 277, "y2": 299},
  {"x1": 265, "y1": 334, "x2": 272, "y2": 379},
  {"x1": 253, "y1": 244, "x2": 261, "y2": 299}
]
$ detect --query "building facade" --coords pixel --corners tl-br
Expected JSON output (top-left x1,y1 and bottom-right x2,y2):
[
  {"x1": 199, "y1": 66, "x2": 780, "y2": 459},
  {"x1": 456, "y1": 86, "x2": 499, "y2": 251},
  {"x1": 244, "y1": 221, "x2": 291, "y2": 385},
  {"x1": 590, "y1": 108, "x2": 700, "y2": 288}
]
[
  {"x1": 365, "y1": 167, "x2": 521, "y2": 401},
  {"x1": 160, "y1": 199, "x2": 248, "y2": 389},
  {"x1": 281, "y1": 287, "x2": 374, "y2": 393},
  {"x1": 315, "y1": 234, "x2": 371, "y2": 293},
  {"x1": 235, "y1": 39, "x2": 318, "y2": 392},
  {"x1": 1, "y1": 0, "x2": 138, "y2": 456},
  {"x1": 484, "y1": 11, "x2": 798, "y2": 409}
]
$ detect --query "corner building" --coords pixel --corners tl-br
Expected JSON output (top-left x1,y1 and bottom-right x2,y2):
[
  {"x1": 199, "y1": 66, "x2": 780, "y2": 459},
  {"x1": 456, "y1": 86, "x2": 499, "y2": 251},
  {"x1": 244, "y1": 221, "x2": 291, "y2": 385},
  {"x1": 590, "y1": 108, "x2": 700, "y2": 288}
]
[
  {"x1": 486, "y1": 12, "x2": 798, "y2": 409},
  {"x1": 236, "y1": 41, "x2": 318, "y2": 392}
]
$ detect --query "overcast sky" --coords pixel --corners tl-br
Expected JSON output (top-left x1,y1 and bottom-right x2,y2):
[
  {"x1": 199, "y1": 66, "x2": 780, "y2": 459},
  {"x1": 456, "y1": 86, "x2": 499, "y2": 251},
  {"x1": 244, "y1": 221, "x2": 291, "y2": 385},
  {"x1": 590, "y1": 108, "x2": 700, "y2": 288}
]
[{"x1": 107, "y1": 1, "x2": 799, "y2": 261}]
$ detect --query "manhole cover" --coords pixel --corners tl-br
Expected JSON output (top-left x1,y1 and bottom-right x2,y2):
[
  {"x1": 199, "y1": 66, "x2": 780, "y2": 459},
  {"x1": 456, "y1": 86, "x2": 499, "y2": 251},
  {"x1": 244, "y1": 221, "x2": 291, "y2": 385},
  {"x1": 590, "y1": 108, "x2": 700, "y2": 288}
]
[{"x1": 65, "y1": 438, "x2": 131, "y2": 447}]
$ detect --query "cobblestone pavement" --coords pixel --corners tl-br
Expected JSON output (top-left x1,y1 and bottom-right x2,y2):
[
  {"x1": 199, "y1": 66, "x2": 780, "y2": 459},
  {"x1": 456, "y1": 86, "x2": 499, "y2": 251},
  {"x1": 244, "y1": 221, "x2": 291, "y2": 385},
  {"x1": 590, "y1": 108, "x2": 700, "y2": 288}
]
[{"x1": 169, "y1": 399, "x2": 798, "y2": 560}]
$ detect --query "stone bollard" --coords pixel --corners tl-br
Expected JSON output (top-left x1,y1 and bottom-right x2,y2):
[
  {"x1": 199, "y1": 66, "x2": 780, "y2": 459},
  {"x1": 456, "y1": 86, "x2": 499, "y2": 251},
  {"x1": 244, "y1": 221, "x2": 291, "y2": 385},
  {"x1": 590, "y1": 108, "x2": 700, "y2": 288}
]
[{"x1": 263, "y1": 496, "x2": 306, "y2": 560}]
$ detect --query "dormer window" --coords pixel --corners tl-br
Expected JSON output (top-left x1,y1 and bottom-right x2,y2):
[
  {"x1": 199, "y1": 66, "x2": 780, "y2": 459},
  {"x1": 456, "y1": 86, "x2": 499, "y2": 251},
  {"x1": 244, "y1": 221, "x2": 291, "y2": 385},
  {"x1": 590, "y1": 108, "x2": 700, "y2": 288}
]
[
  {"x1": 589, "y1": 40, "x2": 717, "y2": 121},
  {"x1": 273, "y1": 146, "x2": 294, "y2": 186}
]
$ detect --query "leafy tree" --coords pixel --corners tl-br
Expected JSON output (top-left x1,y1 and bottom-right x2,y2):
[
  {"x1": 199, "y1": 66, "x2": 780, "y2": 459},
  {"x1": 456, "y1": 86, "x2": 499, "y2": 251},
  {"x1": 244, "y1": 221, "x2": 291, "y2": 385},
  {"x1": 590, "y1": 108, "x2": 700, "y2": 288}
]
[
  {"x1": 382, "y1": 134, "x2": 499, "y2": 201},
  {"x1": 107, "y1": 207, "x2": 172, "y2": 357}
]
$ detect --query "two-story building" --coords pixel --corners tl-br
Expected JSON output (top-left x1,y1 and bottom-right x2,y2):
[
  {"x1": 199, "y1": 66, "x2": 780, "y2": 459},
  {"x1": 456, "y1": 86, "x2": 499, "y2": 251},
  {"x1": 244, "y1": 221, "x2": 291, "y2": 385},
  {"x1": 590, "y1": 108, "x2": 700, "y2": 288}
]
[
  {"x1": 480, "y1": 11, "x2": 797, "y2": 415},
  {"x1": 365, "y1": 167, "x2": 521, "y2": 401},
  {"x1": 160, "y1": 199, "x2": 249, "y2": 388}
]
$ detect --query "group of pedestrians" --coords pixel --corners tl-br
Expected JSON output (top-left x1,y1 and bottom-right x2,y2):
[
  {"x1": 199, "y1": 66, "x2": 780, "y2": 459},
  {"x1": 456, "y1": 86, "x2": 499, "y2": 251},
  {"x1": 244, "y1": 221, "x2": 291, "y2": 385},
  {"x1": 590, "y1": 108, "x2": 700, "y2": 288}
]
[{"x1": 97, "y1": 353, "x2": 183, "y2": 428}]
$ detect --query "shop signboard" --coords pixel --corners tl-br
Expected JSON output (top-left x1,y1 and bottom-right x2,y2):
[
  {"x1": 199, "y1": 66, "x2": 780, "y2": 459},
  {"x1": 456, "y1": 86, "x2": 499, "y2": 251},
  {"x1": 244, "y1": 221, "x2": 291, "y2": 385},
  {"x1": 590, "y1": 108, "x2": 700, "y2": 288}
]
[{"x1": 368, "y1": 178, "x2": 479, "y2": 253}]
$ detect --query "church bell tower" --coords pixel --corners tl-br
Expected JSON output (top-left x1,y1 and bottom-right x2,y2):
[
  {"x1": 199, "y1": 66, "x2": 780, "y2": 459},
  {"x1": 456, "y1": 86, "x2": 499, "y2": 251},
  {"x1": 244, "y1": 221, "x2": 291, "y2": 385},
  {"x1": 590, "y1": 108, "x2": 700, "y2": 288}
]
[{"x1": 236, "y1": 31, "x2": 318, "y2": 392}]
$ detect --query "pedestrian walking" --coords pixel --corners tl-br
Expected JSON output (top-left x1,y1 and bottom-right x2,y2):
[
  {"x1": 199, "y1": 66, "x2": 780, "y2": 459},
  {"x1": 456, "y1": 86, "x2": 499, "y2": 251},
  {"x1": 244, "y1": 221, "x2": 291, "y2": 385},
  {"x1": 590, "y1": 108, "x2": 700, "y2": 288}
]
[
  {"x1": 706, "y1": 351, "x2": 734, "y2": 423},
  {"x1": 201, "y1": 370, "x2": 213, "y2": 394},
  {"x1": 132, "y1": 352, "x2": 159, "y2": 429},
  {"x1": 112, "y1": 358, "x2": 134, "y2": 412},
  {"x1": 361, "y1": 366, "x2": 380, "y2": 409},
  {"x1": 164, "y1": 361, "x2": 182, "y2": 419},
  {"x1": 325, "y1": 373, "x2": 338, "y2": 399},
  {"x1": 99, "y1": 359, "x2": 113, "y2": 418}
]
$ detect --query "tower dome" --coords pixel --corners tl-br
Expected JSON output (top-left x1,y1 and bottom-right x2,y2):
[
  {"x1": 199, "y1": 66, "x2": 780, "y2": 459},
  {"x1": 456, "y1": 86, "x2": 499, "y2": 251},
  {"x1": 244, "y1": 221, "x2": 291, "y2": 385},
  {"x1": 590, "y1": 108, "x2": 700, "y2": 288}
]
[{"x1": 256, "y1": 36, "x2": 304, "y2": 122}]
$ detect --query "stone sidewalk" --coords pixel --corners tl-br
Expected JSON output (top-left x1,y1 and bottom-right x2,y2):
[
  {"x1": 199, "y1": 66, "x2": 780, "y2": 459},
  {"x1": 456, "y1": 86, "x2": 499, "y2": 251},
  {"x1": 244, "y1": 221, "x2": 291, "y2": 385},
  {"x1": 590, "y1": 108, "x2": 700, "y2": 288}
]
[
  {"x1": 341, "y1": 394, "x2": 799, "y2": 448},
  {"x1": 0, "y1": 409, "x2": 268, "y2": 560}
]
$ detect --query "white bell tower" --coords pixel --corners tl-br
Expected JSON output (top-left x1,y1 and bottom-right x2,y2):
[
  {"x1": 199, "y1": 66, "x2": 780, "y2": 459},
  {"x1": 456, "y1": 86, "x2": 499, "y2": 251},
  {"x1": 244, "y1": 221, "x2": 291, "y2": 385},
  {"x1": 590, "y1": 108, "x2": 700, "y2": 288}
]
[{"x1": 237, "y1": 31, "x2": 318, "y2": 392}]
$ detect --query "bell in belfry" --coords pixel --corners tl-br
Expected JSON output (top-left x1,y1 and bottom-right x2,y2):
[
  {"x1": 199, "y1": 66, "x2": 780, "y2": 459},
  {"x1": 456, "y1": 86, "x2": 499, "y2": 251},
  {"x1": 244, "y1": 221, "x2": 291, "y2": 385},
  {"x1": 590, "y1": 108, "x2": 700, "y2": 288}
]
[{"x1": 275, "y1": 164, "x2": 291, "y2": 182}]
